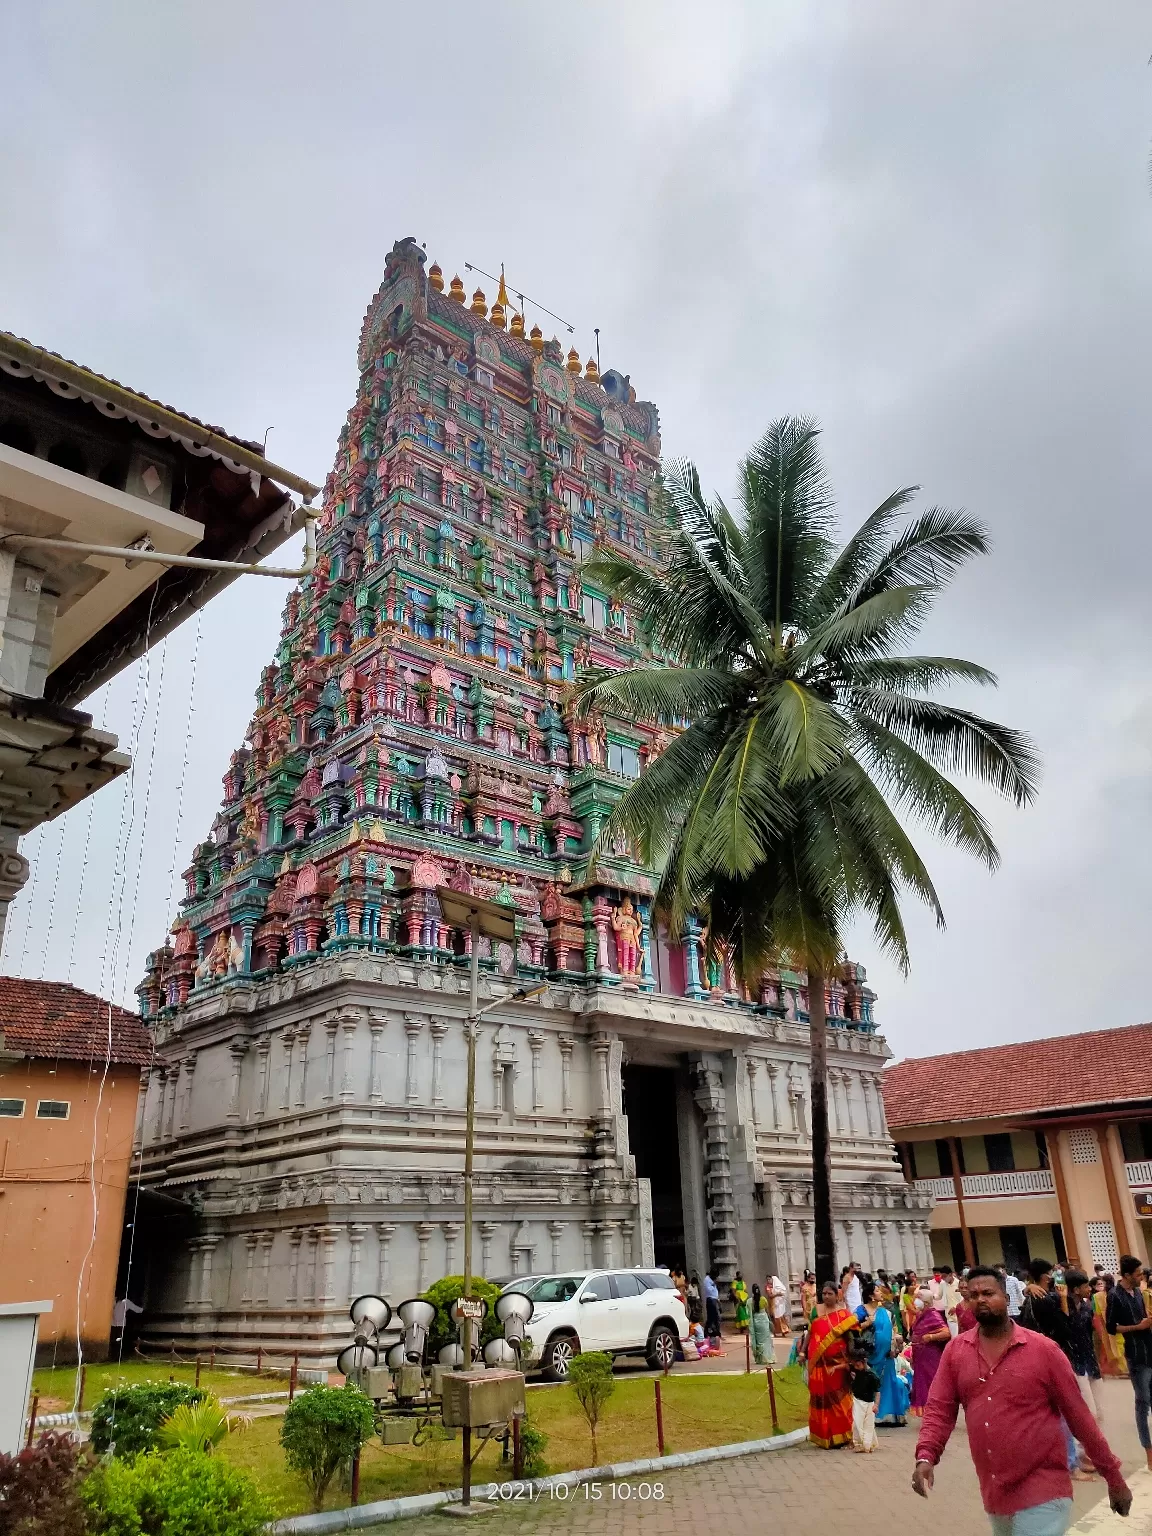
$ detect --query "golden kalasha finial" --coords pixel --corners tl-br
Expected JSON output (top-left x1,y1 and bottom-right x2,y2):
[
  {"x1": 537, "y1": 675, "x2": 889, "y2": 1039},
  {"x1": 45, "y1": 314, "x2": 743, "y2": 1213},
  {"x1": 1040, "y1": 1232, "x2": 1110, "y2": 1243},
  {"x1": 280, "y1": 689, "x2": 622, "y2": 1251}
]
[
  {"x1": 448, "y1": 274, "x2": 466, "y2": 304},
  {"x1": 584, "y1": 357, "x2": 600, "y2": 382},
  {"x1": 428, "y1": 262, "x2": 444, "y2": 293},
  {"x1": 529, "y1": 324, "x2": 544, "y2": 353},
  {"x1": 471, "y1": 288, "x2": 488, "y2": 317},
  {"x1": 490, "y1": 301, "x2": 506, "y2": 331},
  {"x1": 510, "y1": 311, "x2": 525, "y2": 338},
  {"x1": 566, "y1": 346, "x2": 582, "y2": 374}
]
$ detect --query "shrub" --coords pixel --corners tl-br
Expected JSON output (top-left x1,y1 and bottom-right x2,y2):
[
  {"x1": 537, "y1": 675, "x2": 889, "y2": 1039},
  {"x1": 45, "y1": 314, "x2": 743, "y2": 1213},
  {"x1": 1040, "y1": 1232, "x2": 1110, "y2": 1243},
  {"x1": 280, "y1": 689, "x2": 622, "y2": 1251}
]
[
  {"x1": 519, "y1": 1414, "x2": 548, "y2": 1479},
  {"x1": 567, "y1": 1353, "x2": 615, "y2": 1467},
  {"x1": 90, "y1": 1384, "x2": 206, "y2": 1459},
  {"x1": 279, "y1": 1384, "x2": 376, "y2": 1510},
  {"x1": 421, "y1": 1274, "x2": 502, "y2": 1361},
  {"x1": 0, "y1": 1432, "x2": 89, "y2": 1536},
  {"x1": 156, "y1": 1399, "x2": 250, "y2": 1455},
  {"x1": 81, "y1": 1449, "x2": 269, "y2": 1536}
]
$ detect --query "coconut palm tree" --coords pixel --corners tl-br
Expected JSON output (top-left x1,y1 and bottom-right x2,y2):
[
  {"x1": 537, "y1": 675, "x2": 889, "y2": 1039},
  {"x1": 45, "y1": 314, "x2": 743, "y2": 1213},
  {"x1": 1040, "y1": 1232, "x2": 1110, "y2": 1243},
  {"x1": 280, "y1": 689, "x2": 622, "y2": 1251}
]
[{"x1": 573, "y1": 417, "x2": 1039, "y2": 1286}]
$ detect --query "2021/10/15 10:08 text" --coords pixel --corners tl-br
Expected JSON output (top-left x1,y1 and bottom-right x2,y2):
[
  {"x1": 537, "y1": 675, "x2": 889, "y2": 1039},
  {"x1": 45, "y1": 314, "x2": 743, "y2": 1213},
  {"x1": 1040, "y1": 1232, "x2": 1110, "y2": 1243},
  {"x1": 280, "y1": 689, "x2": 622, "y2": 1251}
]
[{"x1": 494, "y1": 1483, "x2": 667, "y2": 1501}]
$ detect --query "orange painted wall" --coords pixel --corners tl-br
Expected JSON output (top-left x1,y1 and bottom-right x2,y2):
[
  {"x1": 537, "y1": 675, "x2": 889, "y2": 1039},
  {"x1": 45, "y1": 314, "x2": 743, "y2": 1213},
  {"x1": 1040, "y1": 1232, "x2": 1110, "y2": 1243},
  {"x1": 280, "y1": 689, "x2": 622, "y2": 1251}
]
[{"x1": 0, "y1": 1057, "x2": 143, "y2": 1358}]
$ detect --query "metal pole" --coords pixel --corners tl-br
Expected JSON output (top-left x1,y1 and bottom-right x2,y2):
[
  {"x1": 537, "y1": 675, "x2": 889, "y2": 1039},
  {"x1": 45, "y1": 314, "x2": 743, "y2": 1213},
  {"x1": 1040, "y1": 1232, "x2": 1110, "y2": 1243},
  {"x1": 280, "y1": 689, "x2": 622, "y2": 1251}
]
[
  {"x1": 512, "y1": 1413, "x2": 523, "y2": 1479},
  {"x1": 350, "y1": 1449, "x2": 361, "y2": 1506},
  {"x1": 767, "y1": 1367, "x2": 779, "y2": 1431},
  {"x1": 654, "y1": 1379, "x2": 665, "y2": 1456},
  {"x1": 461, "y1": 911, "x2": 480, "y2": 1508},
  {"x1": 25, "y1": 1394, "x2": 39, "y2": 1448},
  {"x1": 195, "y1": 1356, "x2": 201, "y2": 1389},
  {"x1": 2, "y1": 514, "x2": 318, "y2": 581}
]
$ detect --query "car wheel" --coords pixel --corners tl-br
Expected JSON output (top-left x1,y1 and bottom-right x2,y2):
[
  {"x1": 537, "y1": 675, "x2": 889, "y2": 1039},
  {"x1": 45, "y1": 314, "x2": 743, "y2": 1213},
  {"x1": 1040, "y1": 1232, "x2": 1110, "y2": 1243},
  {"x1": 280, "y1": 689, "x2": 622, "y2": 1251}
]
[
  {"x1": 646, "y1": 1326, "x2": 677, "y2": 1372},
  {"x1": 542, "y1": 1334, "x2": 579, "y2": 1382}
]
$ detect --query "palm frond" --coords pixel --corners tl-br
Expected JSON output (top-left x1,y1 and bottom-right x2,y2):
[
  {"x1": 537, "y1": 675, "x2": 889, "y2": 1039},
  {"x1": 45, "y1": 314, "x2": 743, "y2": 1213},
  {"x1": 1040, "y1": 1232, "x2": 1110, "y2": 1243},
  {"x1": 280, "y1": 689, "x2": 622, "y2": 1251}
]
[
  {"x1": 809, "y1": 486, "x2": 921, "y2": 618},
  {"x1": 796, "y1": 585, "x2": 934, "y2": 667},
  {"x1": 855, "y1": 692, "x2": 1040, "y2": 806},
  {"x1": 847, "y1": 506, "x2": 990, "y2": 601},
  {"x1": 571, "y1": 665, "x2": 749, "y2": 725},
  {"x1": 763, "y1": 680, "x2": 846, "y2": 783},
  {"x1": 739, "y1": 417, "x2": 838, "y2": 628},
  {"x1": 842, "y1": 655, "x2": 998, "y2": 693},
  {"x1": 852, "y1": 716, "x2": 999, "y2": 868}
]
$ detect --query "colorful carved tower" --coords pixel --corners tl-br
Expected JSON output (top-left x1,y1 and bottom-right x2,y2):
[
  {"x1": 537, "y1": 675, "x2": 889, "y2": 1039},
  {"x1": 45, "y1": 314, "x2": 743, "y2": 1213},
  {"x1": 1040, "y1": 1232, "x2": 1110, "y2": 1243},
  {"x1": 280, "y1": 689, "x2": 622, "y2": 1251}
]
[{"x1": 130, "y1": 241, "x2": 914, "y2": 1363}]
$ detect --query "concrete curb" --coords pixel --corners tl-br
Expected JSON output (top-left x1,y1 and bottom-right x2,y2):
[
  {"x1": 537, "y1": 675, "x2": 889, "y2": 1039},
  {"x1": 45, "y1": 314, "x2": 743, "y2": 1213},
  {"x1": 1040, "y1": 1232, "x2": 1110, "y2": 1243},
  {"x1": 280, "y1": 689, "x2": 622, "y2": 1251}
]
[{"x1": 268, "y1": 1426, "x2": 809, "y2": 1534}]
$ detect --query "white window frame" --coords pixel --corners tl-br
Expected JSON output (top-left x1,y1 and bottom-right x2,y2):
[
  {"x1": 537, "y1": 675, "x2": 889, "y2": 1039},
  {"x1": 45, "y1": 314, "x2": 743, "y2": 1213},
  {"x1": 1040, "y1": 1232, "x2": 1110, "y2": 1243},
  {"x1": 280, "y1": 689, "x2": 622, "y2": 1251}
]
[
  {"x1": 0, "y1": 1098, "x2": 26, "y2": 1118},
  {"x1": 36, "y1": 1099, "x2": 71, "y2": 1121}
]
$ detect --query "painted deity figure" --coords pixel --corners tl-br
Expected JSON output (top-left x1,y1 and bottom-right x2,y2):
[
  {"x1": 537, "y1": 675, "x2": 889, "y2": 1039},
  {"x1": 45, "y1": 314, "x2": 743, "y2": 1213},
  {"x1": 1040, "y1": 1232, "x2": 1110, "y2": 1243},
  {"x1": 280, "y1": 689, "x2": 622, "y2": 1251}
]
[{"x1": 612, "y1": 898, "x2": 643, "y2": 977}]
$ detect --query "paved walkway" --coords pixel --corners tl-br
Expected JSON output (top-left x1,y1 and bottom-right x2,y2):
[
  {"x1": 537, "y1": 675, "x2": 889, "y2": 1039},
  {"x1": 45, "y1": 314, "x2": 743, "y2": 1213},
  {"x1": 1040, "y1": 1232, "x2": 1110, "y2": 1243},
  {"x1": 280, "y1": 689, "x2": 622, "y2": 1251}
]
[{"x1": 369, "y1": 1376, "x2": 1150, "y2": 1536}]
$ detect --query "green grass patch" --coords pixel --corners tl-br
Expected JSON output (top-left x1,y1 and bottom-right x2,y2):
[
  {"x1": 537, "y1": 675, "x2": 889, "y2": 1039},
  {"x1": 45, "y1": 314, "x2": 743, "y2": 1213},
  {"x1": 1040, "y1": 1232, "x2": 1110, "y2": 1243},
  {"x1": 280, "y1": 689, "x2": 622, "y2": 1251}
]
[
  {"x1": 31, "y1": 1359, "x2": 281, "y2": 1413},
  {"x1": 217, "y1": 1368, "x2": 808, "y2": 1518}
]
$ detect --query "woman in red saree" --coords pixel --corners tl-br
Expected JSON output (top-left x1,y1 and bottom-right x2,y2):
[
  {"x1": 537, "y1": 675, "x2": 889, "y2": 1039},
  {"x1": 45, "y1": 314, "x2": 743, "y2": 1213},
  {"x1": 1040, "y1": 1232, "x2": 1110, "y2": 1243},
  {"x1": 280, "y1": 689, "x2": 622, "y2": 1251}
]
[{"x1": 807, "y1": 1279, "x2": 859, "y2": 1449}]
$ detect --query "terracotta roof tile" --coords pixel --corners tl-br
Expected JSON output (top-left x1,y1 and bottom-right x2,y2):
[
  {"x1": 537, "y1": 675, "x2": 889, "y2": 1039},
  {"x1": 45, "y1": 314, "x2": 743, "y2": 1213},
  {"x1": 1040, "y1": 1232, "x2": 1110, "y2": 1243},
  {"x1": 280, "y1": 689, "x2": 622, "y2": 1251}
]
[
  {"x1": 0, "y1": 975, "x2": 152, "y2": 1067},
  {"x1": 882, "y1": 1021, "x2": 1152, "y2": 1130}
]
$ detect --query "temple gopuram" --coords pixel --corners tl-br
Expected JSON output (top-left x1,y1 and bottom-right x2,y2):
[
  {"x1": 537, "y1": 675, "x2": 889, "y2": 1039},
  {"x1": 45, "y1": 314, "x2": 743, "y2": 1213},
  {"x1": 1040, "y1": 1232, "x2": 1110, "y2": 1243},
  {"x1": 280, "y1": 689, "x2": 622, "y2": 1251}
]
[{"x1": 132, "y1": 238, "x2": 930, "y2": 1361}]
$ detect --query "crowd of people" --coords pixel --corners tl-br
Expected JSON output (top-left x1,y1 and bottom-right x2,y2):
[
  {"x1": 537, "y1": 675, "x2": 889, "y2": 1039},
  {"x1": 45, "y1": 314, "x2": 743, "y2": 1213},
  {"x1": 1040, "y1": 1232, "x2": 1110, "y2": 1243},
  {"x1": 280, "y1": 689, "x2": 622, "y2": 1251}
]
[
  {"x1": 668, "y1": 1266, "x2": 791, "y2": 1362},
  {"x1": 787, "y1": 1251, "x2": 1152, "y2": 1533}
]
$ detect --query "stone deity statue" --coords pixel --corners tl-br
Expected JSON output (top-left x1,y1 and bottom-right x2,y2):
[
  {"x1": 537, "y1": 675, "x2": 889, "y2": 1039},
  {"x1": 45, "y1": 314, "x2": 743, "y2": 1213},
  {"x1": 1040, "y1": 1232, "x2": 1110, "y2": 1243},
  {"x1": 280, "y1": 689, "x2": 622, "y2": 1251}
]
[{"x1": 611, "y1": 898, "x2": 643, "y2": 977}]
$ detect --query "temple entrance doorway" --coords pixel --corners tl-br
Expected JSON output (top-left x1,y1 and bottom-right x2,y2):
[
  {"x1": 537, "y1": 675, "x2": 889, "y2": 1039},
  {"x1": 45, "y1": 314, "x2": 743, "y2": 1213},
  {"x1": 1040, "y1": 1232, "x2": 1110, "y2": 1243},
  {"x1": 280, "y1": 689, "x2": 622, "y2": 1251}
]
[{"x1": 622, "y1": 1064, "x2": 686, "y2": 1270}]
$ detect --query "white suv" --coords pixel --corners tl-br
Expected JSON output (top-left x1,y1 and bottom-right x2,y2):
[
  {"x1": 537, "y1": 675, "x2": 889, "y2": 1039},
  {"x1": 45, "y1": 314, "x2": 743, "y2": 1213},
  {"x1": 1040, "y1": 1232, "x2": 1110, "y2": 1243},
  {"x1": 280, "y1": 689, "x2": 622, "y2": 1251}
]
[{"x1": 501, "y1": 1269, "x2": 688, "y2": 1382}]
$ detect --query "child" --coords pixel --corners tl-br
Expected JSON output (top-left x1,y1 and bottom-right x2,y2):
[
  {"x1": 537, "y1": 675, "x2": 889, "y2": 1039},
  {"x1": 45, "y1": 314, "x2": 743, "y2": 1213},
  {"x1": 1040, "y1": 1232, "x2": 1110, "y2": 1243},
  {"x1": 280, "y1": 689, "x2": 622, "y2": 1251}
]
[{"x1": 850, "y1": 1357, "x2": 881, "y2": 1453}]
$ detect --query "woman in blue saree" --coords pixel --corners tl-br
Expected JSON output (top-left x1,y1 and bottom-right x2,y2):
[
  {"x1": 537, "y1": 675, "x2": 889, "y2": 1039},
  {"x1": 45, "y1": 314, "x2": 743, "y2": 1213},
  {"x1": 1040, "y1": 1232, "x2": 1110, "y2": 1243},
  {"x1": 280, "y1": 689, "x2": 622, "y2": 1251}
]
[{"x1": 859, "y1": 1279, "x2": 908, "y2": 1427}]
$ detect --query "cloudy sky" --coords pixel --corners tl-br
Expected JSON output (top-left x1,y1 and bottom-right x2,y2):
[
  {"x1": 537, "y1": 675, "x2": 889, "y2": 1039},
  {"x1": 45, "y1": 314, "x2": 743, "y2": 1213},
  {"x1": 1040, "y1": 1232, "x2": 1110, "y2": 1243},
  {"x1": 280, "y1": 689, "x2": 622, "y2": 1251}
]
[{"x1": 2, "y1": 1, "x2": 1149, "y2": 1062}]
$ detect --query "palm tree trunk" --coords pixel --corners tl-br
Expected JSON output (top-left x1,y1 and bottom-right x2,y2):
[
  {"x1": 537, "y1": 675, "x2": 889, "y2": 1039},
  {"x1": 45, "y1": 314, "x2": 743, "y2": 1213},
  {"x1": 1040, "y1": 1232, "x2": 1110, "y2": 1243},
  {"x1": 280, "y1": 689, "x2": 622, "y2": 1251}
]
[{"x1": 807, "y1": 957, "x2": 836, "y2": 1289}]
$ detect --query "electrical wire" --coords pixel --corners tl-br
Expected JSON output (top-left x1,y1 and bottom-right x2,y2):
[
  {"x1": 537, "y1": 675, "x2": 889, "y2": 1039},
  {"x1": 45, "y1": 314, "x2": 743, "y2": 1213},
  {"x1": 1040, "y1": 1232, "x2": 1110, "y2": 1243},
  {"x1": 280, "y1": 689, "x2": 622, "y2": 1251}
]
[
  {"x1": 65, "y1": 683, "x2": 110, "y2": 984},
  {"x1": 164, "y1": 610, "x2": 202, "y2": 920},
  {"x1": 72, "y1": 1002, "x2": 113, "y2": 1423}
]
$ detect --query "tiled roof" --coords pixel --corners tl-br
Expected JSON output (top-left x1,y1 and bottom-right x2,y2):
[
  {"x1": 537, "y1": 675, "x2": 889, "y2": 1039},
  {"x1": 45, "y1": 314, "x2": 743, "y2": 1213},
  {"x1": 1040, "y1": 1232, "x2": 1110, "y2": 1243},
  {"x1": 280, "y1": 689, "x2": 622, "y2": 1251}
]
[
  {"x1": 882, "y1": 1021, "x2": 1152, "y2": 1130},
  {"x1": 0, "y1": 975, "x2": 153, "y2": 1067}
]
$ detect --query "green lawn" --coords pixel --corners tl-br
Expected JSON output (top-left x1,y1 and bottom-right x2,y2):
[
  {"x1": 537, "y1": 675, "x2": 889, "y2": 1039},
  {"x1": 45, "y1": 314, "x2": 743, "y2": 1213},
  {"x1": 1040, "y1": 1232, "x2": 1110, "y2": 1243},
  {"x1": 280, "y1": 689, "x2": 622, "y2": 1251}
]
[
  {"x1": 218, "y1": 1368, "x2": 809, "y2": 1518},
  {"x1": 31, "y1": 1358, "x2": 285, "y2": 1412}
]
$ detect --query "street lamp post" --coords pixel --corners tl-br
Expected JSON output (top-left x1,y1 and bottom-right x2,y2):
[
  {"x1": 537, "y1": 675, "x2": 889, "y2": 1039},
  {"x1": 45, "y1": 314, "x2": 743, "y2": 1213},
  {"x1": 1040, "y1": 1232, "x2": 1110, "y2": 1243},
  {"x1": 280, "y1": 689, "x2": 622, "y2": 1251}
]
[{"x1": 434, "y1": 888, "x2": 546, "y2": 1509}]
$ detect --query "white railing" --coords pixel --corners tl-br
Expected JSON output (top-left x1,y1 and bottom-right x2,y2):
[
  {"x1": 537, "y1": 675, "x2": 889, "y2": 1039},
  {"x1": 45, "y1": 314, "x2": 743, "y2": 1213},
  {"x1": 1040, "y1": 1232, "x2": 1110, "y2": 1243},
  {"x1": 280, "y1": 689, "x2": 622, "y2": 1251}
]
[
  {"x1": 1126, "y1": 1161, "x2": 1152, "y2": 1190},
  {"x1": 916, "y1": 1169, "x2": 1055, "y2": 1200}
]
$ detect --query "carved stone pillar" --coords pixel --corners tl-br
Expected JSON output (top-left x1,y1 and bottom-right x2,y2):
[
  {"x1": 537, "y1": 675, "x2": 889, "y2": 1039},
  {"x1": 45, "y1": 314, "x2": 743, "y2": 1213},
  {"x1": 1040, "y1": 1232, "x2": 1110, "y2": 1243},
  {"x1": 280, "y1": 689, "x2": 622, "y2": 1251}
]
[
  {"x1": 323, "y1": 1013, "x2": 340, "y2": 1102},
  {"x1": 548, "y1": 1220, "x2": 565, "y2": 1271},
  {"x1": 843, "y1": 1219, "x2": 856, "y2": 1265},
  {"x1": 558, "y1": 1035, "x2": 574, "y2": 1114},
  {"x1": 258, "y1": 1231, "x2": 274, "y2": 1305},
  {"x1": 416, "y1": 1222, "x2": 434, "y2": 1290},
  {"x1": 368, "y1": 1013, "x2": 387, "y2": 1105},
  {"x1": 404, "y1": 1015, "x2": 423, "y2": 1105},
  {"x1": 198, "y1": 1234, "x2": 221, "y2": 1311},
  {"x1": 227, "y1": 1041, "x2": 247, "y2": 1122},
  {"x1": 843, "y1": 1071, "x2": 857, "y2": 1136},
  {"x1": 479, "y1": 1222, "x2": 496, "y2": 1276},
  {"x1": 279, "y1": 1029, "x2": 295, "y2": 1112},
  {"x1": 294, "y1": 1025, "x2": 310, "y2": 1110},
  {"x1": 581, "y1": 1220, "x2": 595, "y2": 1269},
  {"x1": 304, "y1": 1229, "x2": 320, "y2": 1302},
  {"x1": 746, "y1": 1056, "x2": 760, "y2": 1127},
  {"x1": 861, "y1": 1074, "x2": 877, "y2": 1137},
  {"x1": 691, "y1": 1061, "x2": 738, "y2": 1283},
  {"x1": 254, "y1": 1038, "x2": 271, "y2": 1121},
  {"x1": 601, "y1": 1220, "x2": 619, "y2": 1268},
  {"x1": 287, "y1": 1229, "x2": 303, "y2": 1305},
  {"x1": 242, "y1": 1232, "x2": 259, "y2": 1305},
  {"x1": 828, "y1": 1070, "x2": 843, "y2": 1136},
  {"x1": 528, "y1": 1031, "x2": 544, "y2": 1112},
  {"x1": 375, "y1": 1223, "x2": 396, "y2": 1295},
  {"x1": 184, "y1": 1239, "x2": 203, "y2": 1309},
  {"x1": 591, "y1": 1035, "x2": 611, "y2": 1116},
  {"x1": 782, "y1": 1219, "x2": 797, "y2": 1283},
  {"x1": 800, "y1": 1218, "x2": 815, "y2": 1272},
  {"x1": 163, "y1": 1064, "x2": 179, "y2": 1140},
  {"x1": 179, "y1": 1053, "x2": 197, "y2": 1132},
  {"x1": 862, "y1": 1220, "x2": 876, "y2": 1270},
  {"x1": 442, "y1": 1221, "x2": 460, "y2": 1276},
  {"x1": 340, "y1": 1013, "x2": 358, "y2": 1102},
  {"x1": 430, "y1": 1021, "x2": 447, "y2": 1106},
  {"x1": 348, "y1": 1224, "x2": 368, "y2": 1297},
  {"x1": 621, "y1": 1221, "x2": 635, "y2": 1266},
  {"x1": 765, "y1": 1063, "x2": 780, "y2": 1130},
  {"x1": 319, "y1": 1226, "x2": 339, "y2": 1304}
]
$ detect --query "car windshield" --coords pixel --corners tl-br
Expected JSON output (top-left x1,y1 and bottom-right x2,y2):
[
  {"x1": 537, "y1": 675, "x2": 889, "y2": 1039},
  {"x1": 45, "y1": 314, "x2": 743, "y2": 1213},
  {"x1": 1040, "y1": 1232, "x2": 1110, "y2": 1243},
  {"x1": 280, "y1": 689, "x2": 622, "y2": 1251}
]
[{"x1": 520, "y1": 1276, "x2": 581, "y2": 1303}]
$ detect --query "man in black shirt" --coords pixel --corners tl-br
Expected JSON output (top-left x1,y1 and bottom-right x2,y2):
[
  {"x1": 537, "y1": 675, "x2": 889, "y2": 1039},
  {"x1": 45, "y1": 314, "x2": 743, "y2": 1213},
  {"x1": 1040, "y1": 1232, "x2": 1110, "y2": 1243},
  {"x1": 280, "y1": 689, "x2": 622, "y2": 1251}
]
[
  {"x1": 1019, "y1": 1257, "x2": 1070, "y2": 1356},
  {"x1": 1107, "y1": 1253, "x2": 1152, "y2": 1470}
]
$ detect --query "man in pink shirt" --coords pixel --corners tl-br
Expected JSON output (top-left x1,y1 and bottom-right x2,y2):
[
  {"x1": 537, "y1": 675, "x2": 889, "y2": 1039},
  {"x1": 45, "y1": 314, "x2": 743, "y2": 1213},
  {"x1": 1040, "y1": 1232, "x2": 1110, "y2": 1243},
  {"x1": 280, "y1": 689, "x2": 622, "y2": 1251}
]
[{"x1": 912, "y1": 1266, "x2": 1131, "y2": 1535}]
